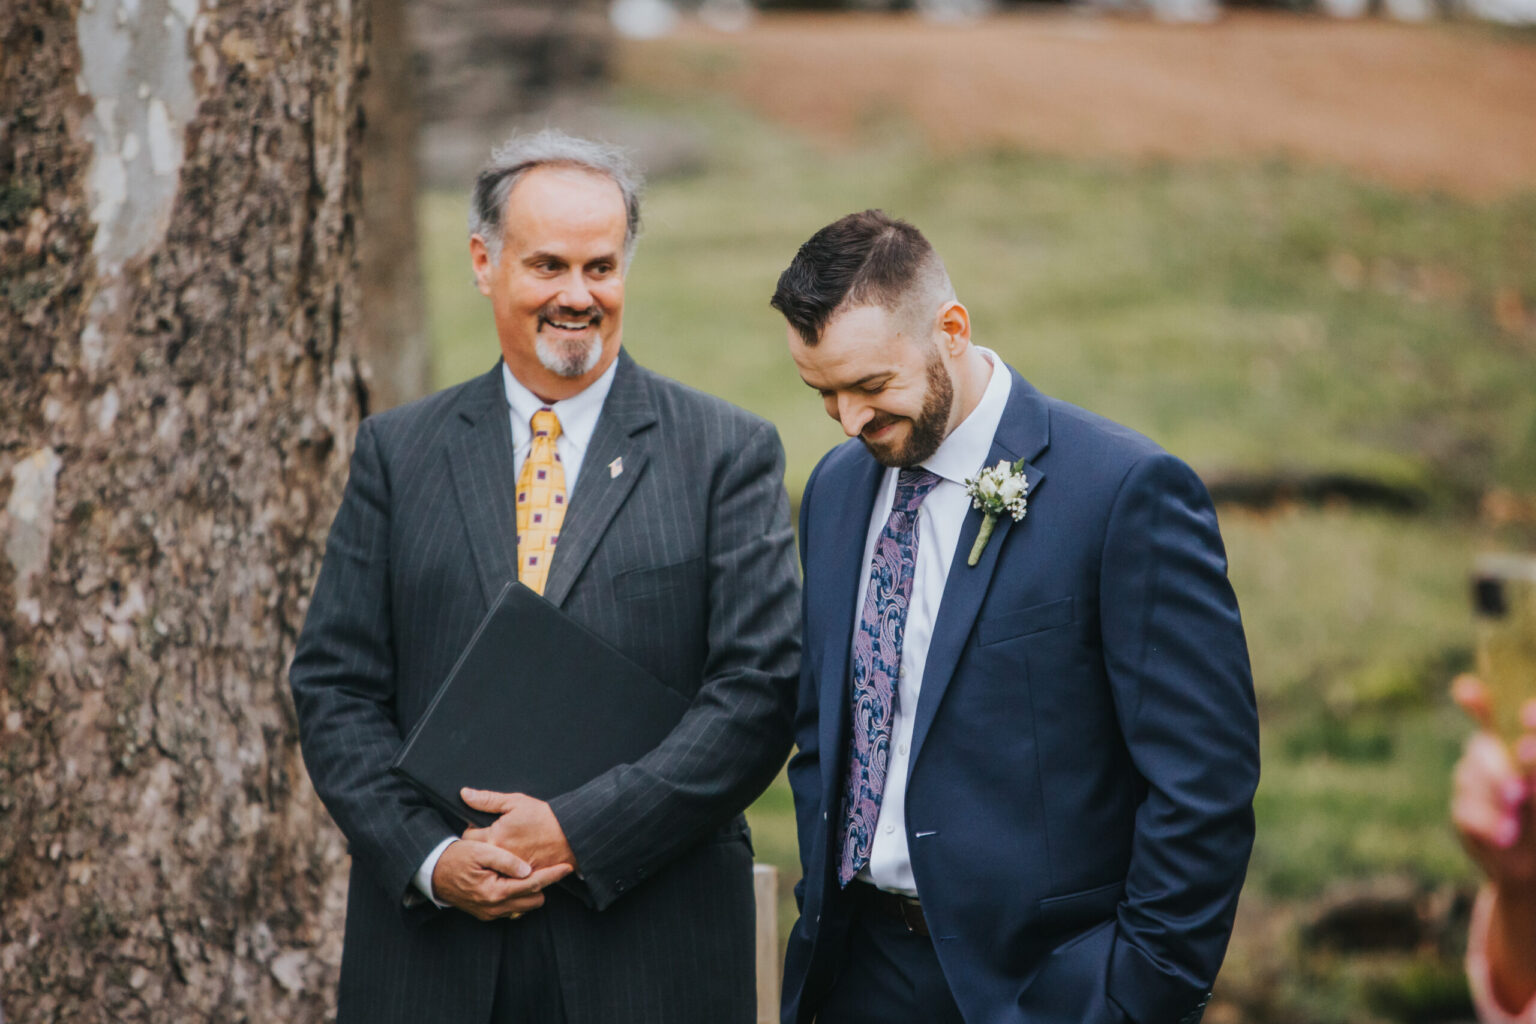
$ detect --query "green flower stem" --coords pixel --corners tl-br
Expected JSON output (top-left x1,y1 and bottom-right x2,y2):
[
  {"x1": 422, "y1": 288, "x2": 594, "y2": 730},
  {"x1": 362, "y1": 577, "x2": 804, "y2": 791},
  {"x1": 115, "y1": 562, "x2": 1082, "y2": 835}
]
[{"x1": 968, "y1": 512, "x2": 998, "y2": 566}]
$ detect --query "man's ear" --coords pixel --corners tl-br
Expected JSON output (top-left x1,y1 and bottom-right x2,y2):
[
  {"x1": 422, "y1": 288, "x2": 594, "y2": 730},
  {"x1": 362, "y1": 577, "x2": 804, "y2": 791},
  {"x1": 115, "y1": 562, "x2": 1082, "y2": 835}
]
[
  {"x1": 936, "y1": 300, "x2": 971, "y2": 356},
  {"x1": 469, "y1": 235, "x2": 494, "y2": 297}
]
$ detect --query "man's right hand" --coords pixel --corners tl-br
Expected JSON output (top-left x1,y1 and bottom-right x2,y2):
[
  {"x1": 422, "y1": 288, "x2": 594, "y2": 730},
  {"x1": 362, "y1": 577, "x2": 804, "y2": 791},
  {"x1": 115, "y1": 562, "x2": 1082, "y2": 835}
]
[{"x1": 431, "y1": 838, "x2": 574, "y2": 921}]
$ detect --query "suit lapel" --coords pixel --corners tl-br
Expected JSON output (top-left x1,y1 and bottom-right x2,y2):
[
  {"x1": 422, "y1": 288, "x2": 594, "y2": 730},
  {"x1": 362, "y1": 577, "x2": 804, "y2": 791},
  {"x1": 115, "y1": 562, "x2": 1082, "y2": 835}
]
[
  {"x1": 447, "y1": 365, "x2": 522, "y2": 608},
  {"x1": 542, "y1": 351, "x2": 658, "y2": 609},
  {"x1": 908, "y1": 369, "x2": 1049, "y2": 772},
  {"x1": 817, "y1": 449, "x2": 887, "y2": 806}
]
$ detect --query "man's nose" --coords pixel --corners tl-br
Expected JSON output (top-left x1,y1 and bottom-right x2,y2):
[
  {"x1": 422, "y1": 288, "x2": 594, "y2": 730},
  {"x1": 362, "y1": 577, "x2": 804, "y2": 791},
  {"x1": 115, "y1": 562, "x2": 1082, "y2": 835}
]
[
  {"x1": 556, "y1": 270, "x2": 593, "y2": 310},
  {"x1": 834, "y1": 394, "x2": 872, "y2": 438}
]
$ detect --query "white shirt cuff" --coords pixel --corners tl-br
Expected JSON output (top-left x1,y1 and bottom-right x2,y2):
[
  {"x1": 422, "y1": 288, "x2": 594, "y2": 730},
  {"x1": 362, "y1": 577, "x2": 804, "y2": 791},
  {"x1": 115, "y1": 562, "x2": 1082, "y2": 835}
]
[{"x1": 413, "y1": 836, "x2": 458, "y2": 908}]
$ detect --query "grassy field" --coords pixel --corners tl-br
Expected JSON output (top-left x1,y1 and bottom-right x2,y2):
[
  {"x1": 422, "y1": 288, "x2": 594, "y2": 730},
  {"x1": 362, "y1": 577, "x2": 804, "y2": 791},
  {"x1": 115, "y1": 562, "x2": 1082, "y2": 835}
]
[{"x1": 421, "y1": 93, "x2": 1535, "y2": 1019}]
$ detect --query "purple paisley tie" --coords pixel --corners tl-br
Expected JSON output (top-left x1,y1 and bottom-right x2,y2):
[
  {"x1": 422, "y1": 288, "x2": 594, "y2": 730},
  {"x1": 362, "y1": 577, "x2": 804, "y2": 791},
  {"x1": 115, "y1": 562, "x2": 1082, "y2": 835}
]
[{"x1": 839, "y1": 466, "x2": 941, "y2": 887}]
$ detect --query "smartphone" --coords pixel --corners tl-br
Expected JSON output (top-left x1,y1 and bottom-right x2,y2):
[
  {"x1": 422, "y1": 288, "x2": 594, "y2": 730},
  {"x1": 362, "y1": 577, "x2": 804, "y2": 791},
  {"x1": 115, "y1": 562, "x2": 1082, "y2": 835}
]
[{"x1": 1472, "y1": 553, "x2": 1536, "y2": 743}]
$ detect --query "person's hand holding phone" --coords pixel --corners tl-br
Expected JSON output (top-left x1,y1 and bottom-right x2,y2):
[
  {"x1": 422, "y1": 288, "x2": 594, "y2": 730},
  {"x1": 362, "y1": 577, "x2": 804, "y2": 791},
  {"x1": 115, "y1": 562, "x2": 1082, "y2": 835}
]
[{"x1": 1453, "y1": 674, "x2": 1536, "y2": 1018}]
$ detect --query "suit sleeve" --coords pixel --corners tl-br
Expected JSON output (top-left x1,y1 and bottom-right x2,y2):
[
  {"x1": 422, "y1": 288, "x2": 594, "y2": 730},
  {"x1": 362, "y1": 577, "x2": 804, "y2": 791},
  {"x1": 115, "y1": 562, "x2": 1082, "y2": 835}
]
[
  {"x1": 548, "y1": 420, "x2": 802, "y2": 910},
  {"x1": 1098, "y1": 452, "x2": 1260, "y2": 1024},
  {"x1": 289, "y1": 418, "x2": 454, "y2": 918}
]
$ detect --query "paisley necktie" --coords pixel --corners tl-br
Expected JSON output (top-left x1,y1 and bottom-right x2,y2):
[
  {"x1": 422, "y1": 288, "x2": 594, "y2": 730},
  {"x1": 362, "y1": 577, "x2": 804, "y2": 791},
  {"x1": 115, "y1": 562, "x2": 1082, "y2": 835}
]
[{"x1": 839, "y1": 466, "x2": 941, "y2": 886}]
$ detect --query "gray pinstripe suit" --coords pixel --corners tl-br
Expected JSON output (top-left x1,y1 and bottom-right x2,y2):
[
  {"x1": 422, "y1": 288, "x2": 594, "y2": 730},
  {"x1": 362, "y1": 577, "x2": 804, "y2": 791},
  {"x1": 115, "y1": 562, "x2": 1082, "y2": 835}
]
[{"x1": 291, "y1": 351, "x2": 801, "y2": 1022}]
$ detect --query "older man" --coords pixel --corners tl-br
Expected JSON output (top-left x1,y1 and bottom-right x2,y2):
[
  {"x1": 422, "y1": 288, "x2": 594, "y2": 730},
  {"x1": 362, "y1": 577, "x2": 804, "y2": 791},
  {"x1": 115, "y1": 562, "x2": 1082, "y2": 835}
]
[
  {"x1": 291, "y1": 131, "x2": 800, "y2": 1023},
  {"x1": 773, "y1": 210, "x2": 1258, "y2": 1024}
]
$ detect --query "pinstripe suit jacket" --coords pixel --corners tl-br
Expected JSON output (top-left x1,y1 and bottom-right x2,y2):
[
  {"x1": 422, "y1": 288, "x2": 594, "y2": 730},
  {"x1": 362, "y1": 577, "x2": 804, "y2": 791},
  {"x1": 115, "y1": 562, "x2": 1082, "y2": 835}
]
[{"x1": 291, "y1": 351, "x2": 801, "y2": 1023}]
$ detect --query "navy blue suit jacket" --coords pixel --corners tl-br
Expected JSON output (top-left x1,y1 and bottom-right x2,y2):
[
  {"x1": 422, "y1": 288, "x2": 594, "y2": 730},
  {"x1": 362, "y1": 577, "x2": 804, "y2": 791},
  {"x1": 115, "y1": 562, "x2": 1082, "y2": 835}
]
[{"x1": 782, "y1": 367, "x2": 1259, "y2": 1024}]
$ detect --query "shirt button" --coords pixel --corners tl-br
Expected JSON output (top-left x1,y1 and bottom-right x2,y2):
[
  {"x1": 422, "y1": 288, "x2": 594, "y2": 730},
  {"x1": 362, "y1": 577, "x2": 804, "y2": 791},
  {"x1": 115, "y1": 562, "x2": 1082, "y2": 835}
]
[
  {"x1": 885, "y1": 823, "x2": 895, "y2": 834},
  {"x1": 898, "y1": 742, "x2": 908, "y2": 756}
]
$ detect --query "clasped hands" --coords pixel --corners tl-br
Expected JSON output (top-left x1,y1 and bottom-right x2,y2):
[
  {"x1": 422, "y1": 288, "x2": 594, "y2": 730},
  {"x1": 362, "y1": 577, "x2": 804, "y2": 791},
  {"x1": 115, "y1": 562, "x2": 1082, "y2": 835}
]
[{"x1": 431, "y1": 788, "x2": 578, "y2": 922}]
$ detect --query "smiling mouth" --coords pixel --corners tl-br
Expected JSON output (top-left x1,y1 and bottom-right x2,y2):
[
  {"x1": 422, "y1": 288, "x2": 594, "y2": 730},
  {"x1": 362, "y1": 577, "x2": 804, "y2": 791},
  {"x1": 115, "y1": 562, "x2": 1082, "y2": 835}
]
[{"x1": 539, "y1": 308, "x2": 602, "y2": 334}]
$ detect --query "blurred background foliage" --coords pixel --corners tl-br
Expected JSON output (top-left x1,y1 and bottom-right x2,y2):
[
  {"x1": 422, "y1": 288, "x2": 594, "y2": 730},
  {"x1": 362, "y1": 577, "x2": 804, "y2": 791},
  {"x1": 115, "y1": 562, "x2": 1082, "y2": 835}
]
[{"x1": 410, "y1": 11, "x2": 1535, "y2": 1020}]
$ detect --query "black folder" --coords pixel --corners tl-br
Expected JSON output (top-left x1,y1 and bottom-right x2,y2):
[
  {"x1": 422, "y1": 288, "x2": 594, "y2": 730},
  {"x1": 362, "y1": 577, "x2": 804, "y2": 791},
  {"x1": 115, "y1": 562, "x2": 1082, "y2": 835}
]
[{"x1": 390, "y1": 580, "x2": 690, "y2": 829}]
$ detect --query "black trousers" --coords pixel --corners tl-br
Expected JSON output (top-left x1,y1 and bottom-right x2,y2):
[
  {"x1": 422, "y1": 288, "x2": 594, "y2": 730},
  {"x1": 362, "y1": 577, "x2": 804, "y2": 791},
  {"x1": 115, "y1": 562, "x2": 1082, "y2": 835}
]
[
  {"x1": 816, "y1": 896, "x2": 966, "y2": 1024},
  {"x1": 490, "y1": 910, "x2": 567, "y2": 1024}
]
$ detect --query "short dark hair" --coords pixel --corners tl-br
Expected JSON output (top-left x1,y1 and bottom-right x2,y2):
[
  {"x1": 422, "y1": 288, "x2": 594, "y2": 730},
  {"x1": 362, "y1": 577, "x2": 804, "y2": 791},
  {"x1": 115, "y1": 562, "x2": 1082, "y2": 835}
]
[{"x1": 770, "y1": 209, "x2": 941, "y2": 345}]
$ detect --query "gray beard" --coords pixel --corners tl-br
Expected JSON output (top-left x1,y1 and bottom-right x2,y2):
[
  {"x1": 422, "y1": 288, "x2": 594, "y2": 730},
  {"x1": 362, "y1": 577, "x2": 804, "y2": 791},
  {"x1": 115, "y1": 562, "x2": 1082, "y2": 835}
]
[{"x1": 536, "y1": 334, "x2": 603, "y2": 378}]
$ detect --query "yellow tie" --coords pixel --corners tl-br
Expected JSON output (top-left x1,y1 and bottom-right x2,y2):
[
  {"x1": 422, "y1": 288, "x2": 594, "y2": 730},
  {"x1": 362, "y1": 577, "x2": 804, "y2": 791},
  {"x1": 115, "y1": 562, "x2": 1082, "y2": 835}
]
[{"x1": 516, "y1": 408, "x2": 568, "y2": 595}]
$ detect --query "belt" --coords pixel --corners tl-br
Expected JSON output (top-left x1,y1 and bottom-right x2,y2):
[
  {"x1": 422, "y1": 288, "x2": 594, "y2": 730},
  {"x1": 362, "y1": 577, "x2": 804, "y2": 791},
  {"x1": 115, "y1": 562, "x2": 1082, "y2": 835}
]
[{"x1": 848, "y1": 880, "x2": 929, "y2": 937}]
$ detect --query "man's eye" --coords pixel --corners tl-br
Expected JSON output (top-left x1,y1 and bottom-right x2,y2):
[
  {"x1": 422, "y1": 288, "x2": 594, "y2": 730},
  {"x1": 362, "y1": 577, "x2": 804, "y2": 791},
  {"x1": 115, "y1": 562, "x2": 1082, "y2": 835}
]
[{"x1": 860, "y1": 383, "x2": 886, "y2": 395}]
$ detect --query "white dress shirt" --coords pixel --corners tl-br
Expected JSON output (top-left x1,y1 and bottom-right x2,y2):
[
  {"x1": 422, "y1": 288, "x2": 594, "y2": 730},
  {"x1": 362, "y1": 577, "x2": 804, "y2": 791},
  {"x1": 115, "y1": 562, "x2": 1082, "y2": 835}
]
[
  {"x1": 411, "y1": 357, "x2": 619, "y2": 905},
  {"x1": 855, "y1": 348, "x2": 1011, "y2": 896}
]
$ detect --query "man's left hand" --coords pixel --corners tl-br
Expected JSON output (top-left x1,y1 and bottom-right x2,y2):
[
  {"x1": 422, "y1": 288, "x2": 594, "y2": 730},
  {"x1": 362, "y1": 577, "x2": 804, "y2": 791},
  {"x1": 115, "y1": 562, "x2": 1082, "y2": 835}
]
[{"x1": 461, "y1": 788, "x2": 579, "y2": 872}]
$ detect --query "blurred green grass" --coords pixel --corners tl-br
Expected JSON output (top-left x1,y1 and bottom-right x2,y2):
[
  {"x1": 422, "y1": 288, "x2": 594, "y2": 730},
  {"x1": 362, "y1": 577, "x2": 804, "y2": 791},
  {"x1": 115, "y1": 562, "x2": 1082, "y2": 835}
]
[{"x1": 420, "y1": 96, "x2": 1535, "y2": 954}]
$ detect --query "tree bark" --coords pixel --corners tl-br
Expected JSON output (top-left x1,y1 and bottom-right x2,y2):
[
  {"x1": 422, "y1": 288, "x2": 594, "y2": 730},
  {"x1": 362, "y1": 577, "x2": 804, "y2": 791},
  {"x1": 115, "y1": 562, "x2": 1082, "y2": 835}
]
[
  {"x1": 359, "y1": 0, "x2": 432, "y2": 411},
  {"x1": 0, "y1": 0, "x2": 366, "y2": 1019}
]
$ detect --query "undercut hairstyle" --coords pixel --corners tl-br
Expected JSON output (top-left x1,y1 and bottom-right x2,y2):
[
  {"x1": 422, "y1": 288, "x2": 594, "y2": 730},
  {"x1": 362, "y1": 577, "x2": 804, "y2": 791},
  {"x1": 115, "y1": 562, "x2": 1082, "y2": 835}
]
[
  {"x1": 770, "y1": 209, "x2": 953, "y2": 346},
  {"x1": 468, "y1": 128, "x2": 644, "y2": 265}
]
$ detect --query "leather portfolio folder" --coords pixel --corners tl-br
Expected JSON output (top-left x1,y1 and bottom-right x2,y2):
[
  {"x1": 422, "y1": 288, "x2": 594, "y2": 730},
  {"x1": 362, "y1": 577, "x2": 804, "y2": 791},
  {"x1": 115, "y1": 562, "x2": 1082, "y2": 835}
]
[{"x1": 391, "y1": 579, "x2": 690, "y2": 828}]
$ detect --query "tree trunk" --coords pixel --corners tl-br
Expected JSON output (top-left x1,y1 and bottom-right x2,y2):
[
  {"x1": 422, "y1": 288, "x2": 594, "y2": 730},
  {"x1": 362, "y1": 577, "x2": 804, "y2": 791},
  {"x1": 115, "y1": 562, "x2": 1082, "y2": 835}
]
[
  {"x1": 359, "y1": 0, "x2": 432, "y2": 410},
  {"x1": 0, "y1": 0, "x2": 366, "y2": 1019}
]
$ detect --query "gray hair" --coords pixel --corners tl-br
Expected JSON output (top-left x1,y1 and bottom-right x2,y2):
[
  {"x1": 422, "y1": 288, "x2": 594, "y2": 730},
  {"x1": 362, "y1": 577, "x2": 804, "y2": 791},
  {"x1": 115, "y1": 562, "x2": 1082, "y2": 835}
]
[{"x1": 468, "y1": 129, "x2": 644, "y2": 266}]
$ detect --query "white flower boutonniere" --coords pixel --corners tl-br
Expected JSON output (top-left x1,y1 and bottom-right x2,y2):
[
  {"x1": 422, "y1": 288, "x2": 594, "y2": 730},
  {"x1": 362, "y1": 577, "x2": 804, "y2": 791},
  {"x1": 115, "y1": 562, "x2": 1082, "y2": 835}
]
[{"x1": 963, "y1": 457, "x2": 1029, "y2": 566}]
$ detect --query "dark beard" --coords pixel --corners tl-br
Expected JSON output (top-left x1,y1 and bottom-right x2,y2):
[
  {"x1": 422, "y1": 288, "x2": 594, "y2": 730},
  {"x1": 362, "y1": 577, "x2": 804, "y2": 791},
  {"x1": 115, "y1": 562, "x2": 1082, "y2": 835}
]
[{"x1": 860, "y1": 348, "x2": 954, "y2": 468}]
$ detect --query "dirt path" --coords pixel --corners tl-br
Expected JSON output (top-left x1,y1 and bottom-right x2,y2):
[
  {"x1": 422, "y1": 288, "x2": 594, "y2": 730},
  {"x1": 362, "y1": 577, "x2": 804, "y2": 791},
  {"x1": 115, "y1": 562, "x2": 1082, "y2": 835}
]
[{"x1": 618, "y1": 11, "x2": 1536, "y2": 198}]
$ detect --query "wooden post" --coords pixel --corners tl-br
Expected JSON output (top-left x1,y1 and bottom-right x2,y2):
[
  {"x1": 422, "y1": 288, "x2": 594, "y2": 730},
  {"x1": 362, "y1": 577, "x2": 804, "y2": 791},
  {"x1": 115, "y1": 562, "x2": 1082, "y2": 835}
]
[{"x1": 754, "y1": 863, "x2": 781, "y2": 1024}]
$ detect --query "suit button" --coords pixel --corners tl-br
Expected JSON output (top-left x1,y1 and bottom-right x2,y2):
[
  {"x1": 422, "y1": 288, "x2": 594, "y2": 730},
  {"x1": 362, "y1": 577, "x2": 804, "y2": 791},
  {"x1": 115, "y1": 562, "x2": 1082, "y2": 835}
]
[{"x1": 615, "y1": 879, "x2": 627, "y2": 893}]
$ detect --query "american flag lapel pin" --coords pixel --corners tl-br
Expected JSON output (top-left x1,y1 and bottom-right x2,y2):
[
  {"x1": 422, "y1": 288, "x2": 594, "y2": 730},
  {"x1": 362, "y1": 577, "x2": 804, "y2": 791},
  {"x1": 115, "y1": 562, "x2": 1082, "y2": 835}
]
[{"x1": 608, "y1": 456, "x2": 624, "y2": 479}]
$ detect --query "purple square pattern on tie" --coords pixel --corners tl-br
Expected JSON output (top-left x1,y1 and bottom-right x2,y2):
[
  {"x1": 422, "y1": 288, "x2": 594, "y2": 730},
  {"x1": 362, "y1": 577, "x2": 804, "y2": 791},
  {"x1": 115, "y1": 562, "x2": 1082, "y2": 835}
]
[{"x1": 516, "y1": 408, "x2": 567, "y2": 595}]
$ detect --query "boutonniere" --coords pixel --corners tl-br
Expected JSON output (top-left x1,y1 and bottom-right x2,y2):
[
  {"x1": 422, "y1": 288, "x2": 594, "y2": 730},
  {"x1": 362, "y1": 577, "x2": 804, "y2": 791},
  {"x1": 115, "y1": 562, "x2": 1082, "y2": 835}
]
[{"x1": 963, "y1": 457, "x2": 1029, "y2": 566}]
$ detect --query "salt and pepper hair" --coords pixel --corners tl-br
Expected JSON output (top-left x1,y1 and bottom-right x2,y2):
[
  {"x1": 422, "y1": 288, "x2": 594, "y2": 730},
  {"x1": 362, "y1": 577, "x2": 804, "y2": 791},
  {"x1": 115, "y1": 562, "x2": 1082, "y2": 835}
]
[
  {"x1": 468, "y1": 128, "x2": 644, "y2": 265},
  {"x1": 770, "y1": 209, "x2": 955, "y2": 346}
]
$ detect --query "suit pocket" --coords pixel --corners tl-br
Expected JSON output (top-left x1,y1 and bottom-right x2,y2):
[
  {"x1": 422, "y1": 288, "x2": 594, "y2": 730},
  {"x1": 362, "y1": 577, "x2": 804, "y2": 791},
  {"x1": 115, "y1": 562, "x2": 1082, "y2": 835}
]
[
  {"x1": 613, "y1": 556, "x2": 704, "y2": 601},
  {"x1": 1037, "y1": 878, "x2": 1124, "y2": 931},
  {"x1": 977, "y1": 596, "x2": 1075, "y2": 646},
  {"x1": 708, "y1": 817, "x2": 755, "y2": 856}
]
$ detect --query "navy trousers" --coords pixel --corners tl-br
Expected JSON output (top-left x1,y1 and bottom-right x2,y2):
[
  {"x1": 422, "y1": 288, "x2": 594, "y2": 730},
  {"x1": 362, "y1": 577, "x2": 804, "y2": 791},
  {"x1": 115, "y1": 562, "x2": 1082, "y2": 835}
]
[{"x1": 816, "y1": 897, "x2": 966, "y2": 1024}]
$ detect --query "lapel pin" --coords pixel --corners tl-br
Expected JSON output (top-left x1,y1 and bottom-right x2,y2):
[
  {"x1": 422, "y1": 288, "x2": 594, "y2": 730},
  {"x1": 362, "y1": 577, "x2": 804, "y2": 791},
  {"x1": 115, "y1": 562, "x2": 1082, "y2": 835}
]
[{"x1": 608, "y1": 457, "x2": 624, "y2": 479}]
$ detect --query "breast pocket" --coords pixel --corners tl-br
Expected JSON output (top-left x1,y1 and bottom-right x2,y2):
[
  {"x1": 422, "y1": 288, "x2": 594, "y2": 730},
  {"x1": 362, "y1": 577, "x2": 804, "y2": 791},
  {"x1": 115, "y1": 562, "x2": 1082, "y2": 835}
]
[
  {"x1": 613, "y1": 556, "x2": 705, "y2": 602},
  {"x1": 977, "y1": 596, "x2": 1075, "y2": 647},
  {"x1": 607, "y1": 556, "x2": 708, "y2": 694}
]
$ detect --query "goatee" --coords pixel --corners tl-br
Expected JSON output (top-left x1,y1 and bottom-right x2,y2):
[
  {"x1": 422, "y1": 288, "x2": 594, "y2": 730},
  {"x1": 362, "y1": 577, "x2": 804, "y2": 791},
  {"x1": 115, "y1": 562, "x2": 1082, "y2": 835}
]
[{"x1": 535, "y1": 304, "x2": 605, "y2": 378}]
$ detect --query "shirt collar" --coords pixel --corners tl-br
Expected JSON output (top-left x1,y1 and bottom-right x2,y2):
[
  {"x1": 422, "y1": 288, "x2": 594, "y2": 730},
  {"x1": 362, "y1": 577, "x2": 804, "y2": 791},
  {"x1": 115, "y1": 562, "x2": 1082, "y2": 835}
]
[
  {"x1": 919, "y1": 346, "x2": 1012, "y2": 486},
  {"x1": 501, "y1": 356, "x2": 618, "y2": 453}
]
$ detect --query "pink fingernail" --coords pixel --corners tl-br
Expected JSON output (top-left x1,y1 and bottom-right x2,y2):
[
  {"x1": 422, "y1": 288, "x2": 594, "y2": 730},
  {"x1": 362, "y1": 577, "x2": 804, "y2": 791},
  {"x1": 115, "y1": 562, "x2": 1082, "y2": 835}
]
[
  {"x1": 1502, "y1": 777, "x2": 1530, "y2": 806},
  {"x1": 1496, "y1": 816, "x2": 1522, "y2": 848},
  {"x1": 1519, "y1": 737, "x2": 1536, "y2": 765}
]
